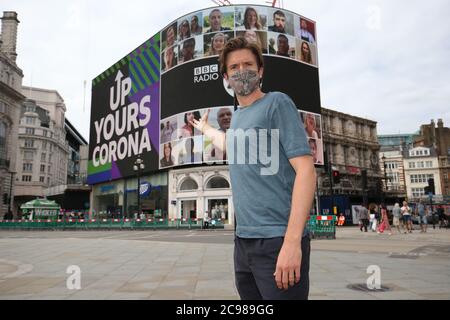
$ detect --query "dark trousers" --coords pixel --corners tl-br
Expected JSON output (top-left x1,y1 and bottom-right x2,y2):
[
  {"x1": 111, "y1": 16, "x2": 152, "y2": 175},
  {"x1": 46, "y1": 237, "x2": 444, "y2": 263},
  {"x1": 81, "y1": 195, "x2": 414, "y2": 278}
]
[
  {"x1": 360, "y1": 218, "x2": 369, "y2": 232},
  {"x1": 234, "y1": 234, "x2": 310, "y2": 300}
]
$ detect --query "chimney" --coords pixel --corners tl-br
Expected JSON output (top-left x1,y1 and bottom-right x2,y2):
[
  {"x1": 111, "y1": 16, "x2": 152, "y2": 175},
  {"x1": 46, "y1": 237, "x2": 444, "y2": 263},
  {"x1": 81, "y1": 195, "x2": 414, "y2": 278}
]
[
  {"x1": 437, "y1": 118, "x2": 444, "y2": 128},
  {"x1": 0, "y1": 11, "x2": 20, "y2": 63}
]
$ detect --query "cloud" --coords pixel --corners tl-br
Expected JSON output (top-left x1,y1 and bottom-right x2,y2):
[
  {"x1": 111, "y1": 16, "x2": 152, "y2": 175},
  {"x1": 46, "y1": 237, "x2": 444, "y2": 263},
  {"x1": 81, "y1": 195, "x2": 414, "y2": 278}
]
[{"x1": 9, "y1": 0, "x2": 450, "y2": 142}]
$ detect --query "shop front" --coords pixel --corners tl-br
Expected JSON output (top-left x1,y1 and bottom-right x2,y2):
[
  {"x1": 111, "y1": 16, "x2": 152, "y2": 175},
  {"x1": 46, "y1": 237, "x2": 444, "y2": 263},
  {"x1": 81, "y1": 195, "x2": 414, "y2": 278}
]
[
  {"x1": 168, "y1": 165, "x2": 234, "y2": 227},
  {"x1": 124, "y1": 172, "x2": 168, "y2": 219},
  {"x1": 91, "y1": 180, "x2": 124, "y2": 218}
]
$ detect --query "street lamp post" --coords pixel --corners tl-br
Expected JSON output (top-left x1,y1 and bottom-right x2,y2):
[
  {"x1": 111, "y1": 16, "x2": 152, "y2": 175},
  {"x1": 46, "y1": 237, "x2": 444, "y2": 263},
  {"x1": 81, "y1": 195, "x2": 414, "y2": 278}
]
[{"x1": 133, "y1": 155, "x2": 145, "y2": 218}]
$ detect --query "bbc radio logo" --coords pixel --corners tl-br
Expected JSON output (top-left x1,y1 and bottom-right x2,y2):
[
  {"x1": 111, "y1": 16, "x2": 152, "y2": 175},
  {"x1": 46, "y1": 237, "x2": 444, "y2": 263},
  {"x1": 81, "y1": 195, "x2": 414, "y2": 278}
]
[{"x1": 194, "y1": 64, "x2": 219, "y2": 83}]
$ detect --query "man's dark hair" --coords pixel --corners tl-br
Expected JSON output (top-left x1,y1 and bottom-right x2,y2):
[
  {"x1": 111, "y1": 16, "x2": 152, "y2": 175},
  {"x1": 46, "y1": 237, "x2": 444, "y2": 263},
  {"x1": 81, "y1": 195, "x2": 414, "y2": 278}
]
[
  {"x1": 273, "y1": 10, "x2": 285, "y2": 18},
  {"x1": 219, "y1": 37, "x2": 264, "y2": 76},
  {"x1": 277, "y1": 34, "x2": 288, "y2": 41}
]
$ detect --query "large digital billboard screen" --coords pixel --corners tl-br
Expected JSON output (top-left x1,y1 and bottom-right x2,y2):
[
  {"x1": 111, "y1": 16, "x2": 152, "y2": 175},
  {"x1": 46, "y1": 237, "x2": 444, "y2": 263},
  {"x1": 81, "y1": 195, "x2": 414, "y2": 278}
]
[{"x1": 88, "y1": 5, "x2": 322, "y2": 185}]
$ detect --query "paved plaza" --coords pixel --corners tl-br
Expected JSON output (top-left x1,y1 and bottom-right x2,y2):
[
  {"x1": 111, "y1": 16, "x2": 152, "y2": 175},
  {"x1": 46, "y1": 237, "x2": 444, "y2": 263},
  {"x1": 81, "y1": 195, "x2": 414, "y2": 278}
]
[{"x1": 0, "y1": 226, "x2": 449, "y2": 300}]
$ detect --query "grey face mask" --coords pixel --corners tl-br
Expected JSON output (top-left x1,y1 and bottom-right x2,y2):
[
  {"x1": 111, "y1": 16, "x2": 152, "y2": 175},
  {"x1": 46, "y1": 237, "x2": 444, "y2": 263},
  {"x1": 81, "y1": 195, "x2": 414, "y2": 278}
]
[{"x1": 227, "y1": 70, "x2": 261, "y2": 96}]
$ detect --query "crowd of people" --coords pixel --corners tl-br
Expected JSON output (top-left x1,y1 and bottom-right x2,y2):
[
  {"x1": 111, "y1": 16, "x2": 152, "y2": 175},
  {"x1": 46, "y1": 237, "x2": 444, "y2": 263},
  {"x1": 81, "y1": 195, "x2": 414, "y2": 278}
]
[{"x1": 355, "y1": 201, "x2": 449, "y2": 235}]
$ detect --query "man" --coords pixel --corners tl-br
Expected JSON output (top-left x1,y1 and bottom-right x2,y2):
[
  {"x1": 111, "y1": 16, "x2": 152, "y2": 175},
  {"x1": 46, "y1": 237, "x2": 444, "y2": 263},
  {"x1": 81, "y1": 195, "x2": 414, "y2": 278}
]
[
  {"x1": 207, "y1": 9, "x2": 232, "y2": 33},
  {"x1": 299, "y1": 19, "x2": 315, "y2": 43},
  {"x1": 358, "y1": 205, "x2": 369, "y2": 232},
  {"x1": 209, "y1": 108, "x2": 232, "y2": 161},
  {"x1": 217, "y1": 107, "x2": 232, "y2": 132},
  {"x1": 268, "y1": 10, "x2": 287, "y2": 33},
  {"x1": 416, "y1": 200, "x2": 428, "y2": 233},
  {"x1": 191, "y1": 37, "x2": 316, "y2": 300},
  {"x1": 276, "y1": 34, "x2": 290, "y2": 57}
]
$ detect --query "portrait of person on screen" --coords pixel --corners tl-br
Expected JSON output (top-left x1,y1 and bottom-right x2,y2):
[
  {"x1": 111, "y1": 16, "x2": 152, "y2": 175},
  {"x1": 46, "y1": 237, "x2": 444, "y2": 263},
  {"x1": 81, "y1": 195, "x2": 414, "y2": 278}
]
[
  {"x1": 206, "y1": 9, "x2": 232, "y2": 33},
  {"x1": 268, "y1": 10, "x2": 286, "y2": 33},
  {"x1": 300, "y1": 41, "x2": 313, "y2": 64},
  {"x1": 190, "y1": 14, "x2": 203, "y2": 35},
  {"x1": 160, "y1": 142, "x2": 175, "y2": 168},
  {"x1": 179, "y1": 111, "x2": 202, "y2": 139},
  {"x1": 205, "y1": 32, "x2": 227, "y2": 56},
  {"x1": 178, "y1": 19, "x2": 191, "y2": 41},
  {"x1": 162, "y1": 23, "x2": 177, "y2": 51},
  {"x1": 298, "y1": 18, "x2": 315, "y2": 44},
  {"x1": 162, "y1": 45, "x2": 177, "y2": 72},
  {"x1": 237, "y1": 30, "x2": 268, "y2": 54},
  {"x1": 179, "y1": 38, "x2": 196, "y2": 63},
  {"x1": 178, "y1": 137, "x2": 203, "y2": 165},
  {"x1": 236, "y1": 7, "x2": 263, "y2": 31},
  {"x1": 161, "y1": 119, "x2": 177, "y2": 144}
]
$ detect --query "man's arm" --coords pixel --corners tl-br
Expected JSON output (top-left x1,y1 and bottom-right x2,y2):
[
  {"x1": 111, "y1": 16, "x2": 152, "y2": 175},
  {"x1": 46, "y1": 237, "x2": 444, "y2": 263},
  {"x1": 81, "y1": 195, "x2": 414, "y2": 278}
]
[
  {"x1": 274, "y1": 155, "x2": 316, "y2": 290},
  {"x1": 191, "y1": 110, "x2": 227, "y2": 152}
]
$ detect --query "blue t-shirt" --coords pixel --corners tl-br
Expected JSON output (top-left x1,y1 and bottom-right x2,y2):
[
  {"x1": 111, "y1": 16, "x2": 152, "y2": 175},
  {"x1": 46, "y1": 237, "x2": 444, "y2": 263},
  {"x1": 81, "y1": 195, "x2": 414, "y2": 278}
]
[{"x1": 226, "y1": 91, "x2": 312, "y2": 238}]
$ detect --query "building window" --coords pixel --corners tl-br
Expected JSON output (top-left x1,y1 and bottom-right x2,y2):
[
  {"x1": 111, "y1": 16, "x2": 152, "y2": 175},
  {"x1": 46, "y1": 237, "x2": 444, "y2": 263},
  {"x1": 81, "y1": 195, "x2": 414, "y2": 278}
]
[
  {"x1": 412, "y1": 188, "x2": 424, "y2": 197},
  {"x1": 24, "y1": 139, "x2": 34, "y2": 148},
  {"x1": 409, "y1": 162, "x2": 415, "y2": 169},
  {"x1": 47, "y1": 177, "x2": 50, "y2": 185},
  {"x1": 40, "y1": 164, "x2": 46, "y2": 173},
  {"x1": 417, "y1": 161, "x2": 424, "y2": 168},
  {"x1": 25, "y1": 117, "x2": 35, "y2": 125},
  {"x1": 23, "y1": 151, "x2": 34, "y2": 160},
  {"x1": 206, "y1": 176, "x2": 230, "y2": 189},
  {"x1": 41, "y1": 153, "x2": 46, "y2": 162},
  {"x1": 22, "y1": 175, "x2": 32, "y2": 182},
  {"x1": 425, "y1": 161, "x2": 432, "y2": 168},
  {"x1": 42, "y1": 141, "x2": 47, "y2": 150},
  {"x1": 23, "y1": 163, "x2": 33, "y2": 172},
  {"x1": 25, "y1": 127, "x2": 35, "y2": 135},
  {"x1": 48, "y1": 165, "x2": 51, "y2": 173},
  {"x1": 179, "y1": 178, "x2": 198, "y2": 191},
  {"x1": 39, "y1": 176, "x2": 45, "y2": 182}
]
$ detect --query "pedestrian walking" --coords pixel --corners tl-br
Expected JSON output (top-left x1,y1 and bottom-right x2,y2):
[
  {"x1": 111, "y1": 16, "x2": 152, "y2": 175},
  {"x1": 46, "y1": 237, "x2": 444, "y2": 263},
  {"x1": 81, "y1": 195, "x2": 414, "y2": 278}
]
[
  {"x1": 377, "y1": 204, "x2": 392, "y2": 235},
  {"x1": 416, "y1": 200, "x2": 428, "y2": 233},
  {"x1": 358, "y1": 205, "x2": 369, "y2": 232},
  {"x1": 401, "y1": 201, "x2": 413, "y2": 233},
  {"x1": 392, "y1": 203, "x2": 402, "y2": 233}
]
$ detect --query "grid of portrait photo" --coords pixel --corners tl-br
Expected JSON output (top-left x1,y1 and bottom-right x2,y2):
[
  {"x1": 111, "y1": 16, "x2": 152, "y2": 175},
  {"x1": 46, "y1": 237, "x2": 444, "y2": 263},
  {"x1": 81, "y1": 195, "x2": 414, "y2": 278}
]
[
  {"x1": 159, "y1": 5, "x2": 318, "y2": 74},
  {"x1": 299, "y1": 110, "x2": 324, "y2": 165},
  {"x1": 159, "y1": 106, "x2": 234, "y2": 169}
]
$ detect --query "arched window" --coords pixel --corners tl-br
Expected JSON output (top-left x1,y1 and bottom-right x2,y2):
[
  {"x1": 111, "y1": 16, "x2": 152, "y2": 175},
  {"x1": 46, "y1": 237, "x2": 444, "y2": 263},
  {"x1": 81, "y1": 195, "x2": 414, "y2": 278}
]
[
  {"x1": 179, "y1": 178, "x2": 198, "y2": 191},
  {"x1": 206, "y1": 176, "x2": 230, "y2": 189}
]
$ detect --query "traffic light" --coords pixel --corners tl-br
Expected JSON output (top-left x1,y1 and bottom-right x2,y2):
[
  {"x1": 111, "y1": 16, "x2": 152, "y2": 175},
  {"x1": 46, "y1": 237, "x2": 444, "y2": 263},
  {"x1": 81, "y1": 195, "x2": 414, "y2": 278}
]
[
  {"x1": 332, "y1": 170, "x2": 340, "y2": 184},
  {"x1": 427, "y1": 178, "x2": 435, "y2": 195}
]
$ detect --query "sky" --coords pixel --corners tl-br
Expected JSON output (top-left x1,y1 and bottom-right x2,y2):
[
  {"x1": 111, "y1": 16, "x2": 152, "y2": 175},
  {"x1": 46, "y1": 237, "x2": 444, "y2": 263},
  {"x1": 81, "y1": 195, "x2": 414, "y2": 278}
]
[{"x1": 3, "y1": 0, "x2": 450, "y2": 142}]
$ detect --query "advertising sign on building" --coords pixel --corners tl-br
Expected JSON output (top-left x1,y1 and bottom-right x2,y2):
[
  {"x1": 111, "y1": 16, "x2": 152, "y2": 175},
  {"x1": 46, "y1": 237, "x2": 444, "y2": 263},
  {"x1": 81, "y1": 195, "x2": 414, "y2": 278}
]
[{"x1": 88, "y1": 5, "x2": 323, "y2": 185}]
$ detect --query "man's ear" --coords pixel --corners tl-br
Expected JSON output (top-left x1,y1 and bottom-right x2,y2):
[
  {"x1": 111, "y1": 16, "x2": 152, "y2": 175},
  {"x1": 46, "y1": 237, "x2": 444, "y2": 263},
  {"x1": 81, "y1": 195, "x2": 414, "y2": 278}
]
[
  {"x1": 223, "y1": 73, "x2": 228, "y2": 81},
  {"x1": 258, "y1": 67, "x2": 264, "y2": 79}
]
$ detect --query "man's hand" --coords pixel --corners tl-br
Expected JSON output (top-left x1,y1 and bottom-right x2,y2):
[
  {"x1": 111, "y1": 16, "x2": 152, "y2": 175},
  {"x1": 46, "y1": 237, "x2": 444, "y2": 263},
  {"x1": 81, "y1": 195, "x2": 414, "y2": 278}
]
[
  {"x1": 190, "y1": 109, "x2": 210, "y2": 133},
  {"x1": 273, "y1": 241, "x2": 302, "y2": 290}
]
